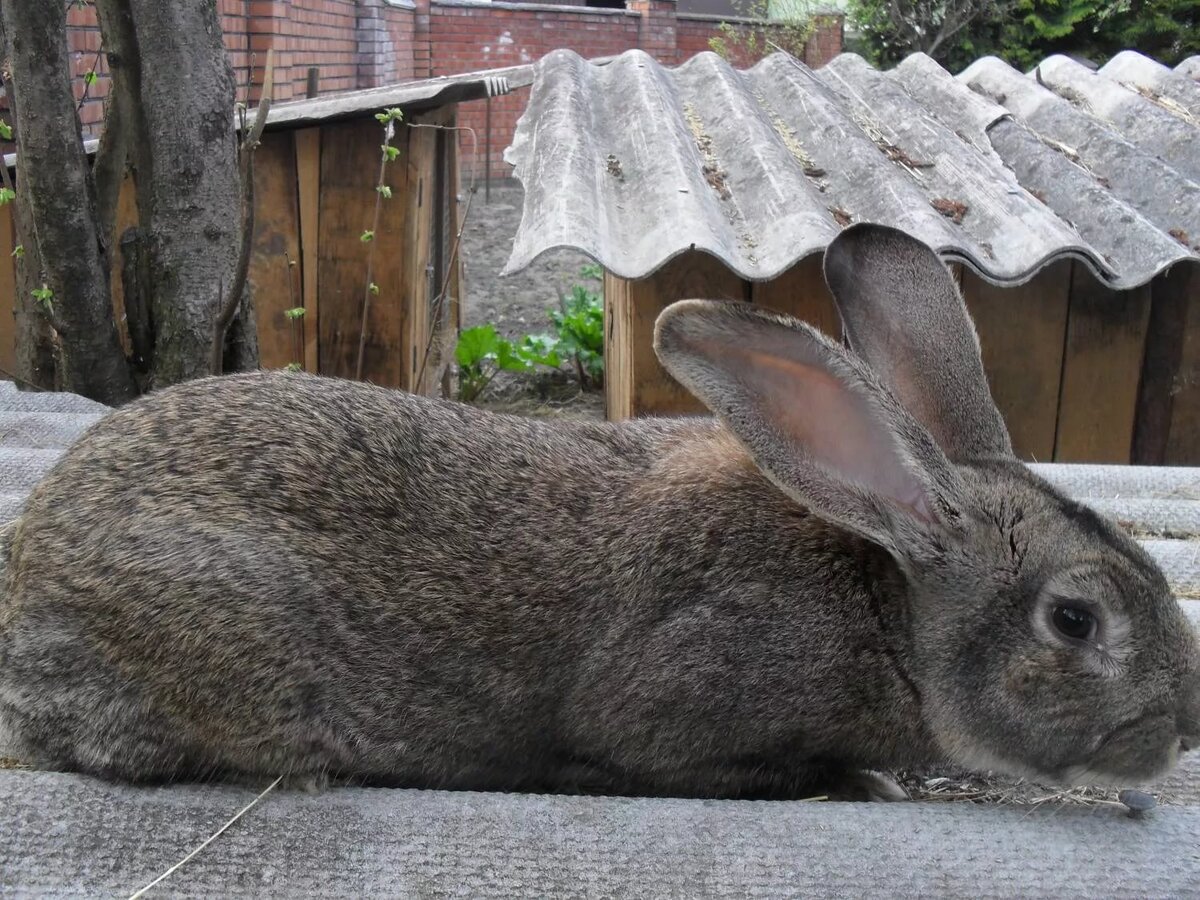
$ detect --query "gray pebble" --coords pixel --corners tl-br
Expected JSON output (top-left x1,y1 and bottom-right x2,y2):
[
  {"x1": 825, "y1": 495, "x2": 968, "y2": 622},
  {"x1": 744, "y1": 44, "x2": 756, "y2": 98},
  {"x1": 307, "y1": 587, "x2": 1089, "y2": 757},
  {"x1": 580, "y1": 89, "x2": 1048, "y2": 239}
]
[{"x1": 1118, "y1": 789, "x2": 1157, "y2": 818}]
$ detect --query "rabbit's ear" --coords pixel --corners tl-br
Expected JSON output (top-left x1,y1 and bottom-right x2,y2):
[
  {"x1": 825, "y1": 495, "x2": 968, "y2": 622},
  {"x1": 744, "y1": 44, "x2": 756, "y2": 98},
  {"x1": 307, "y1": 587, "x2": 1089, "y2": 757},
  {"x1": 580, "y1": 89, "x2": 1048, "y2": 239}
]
[
  {"x1": 822, "y1": 223, "x2": 1013, "y2": 462},
  {"x1": 654, "y1": 300, "x2": 967, "y2": 551}
]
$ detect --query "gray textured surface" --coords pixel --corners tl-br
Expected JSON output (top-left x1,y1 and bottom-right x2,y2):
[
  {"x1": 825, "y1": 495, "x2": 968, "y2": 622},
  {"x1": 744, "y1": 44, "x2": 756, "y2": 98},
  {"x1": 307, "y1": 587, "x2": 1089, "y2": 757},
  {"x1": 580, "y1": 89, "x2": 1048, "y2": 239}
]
[
  {"x1": 264, "y1": 61, "x2": 530, "y2": 130},
  {"x1": 503, "y1": 49, "x2": 1200, "y2": 288},
  {"x1": 1030, "y1": 462, "x2": 1200, "y2": 498},
  {"x1": 3, "y1": 770, "x2": 1200, "y2": 899},
  {"x1": 3, "y1": 385, "x2": 1200, "y2": 896}
]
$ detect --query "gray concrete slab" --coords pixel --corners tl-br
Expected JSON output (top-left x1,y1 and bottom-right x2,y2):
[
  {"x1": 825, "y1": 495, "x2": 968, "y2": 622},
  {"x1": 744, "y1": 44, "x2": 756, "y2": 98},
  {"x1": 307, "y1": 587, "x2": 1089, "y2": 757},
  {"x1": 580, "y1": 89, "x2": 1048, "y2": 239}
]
[{"x1": 2, "y1": 770, "x2": 1198, "y2": 899}]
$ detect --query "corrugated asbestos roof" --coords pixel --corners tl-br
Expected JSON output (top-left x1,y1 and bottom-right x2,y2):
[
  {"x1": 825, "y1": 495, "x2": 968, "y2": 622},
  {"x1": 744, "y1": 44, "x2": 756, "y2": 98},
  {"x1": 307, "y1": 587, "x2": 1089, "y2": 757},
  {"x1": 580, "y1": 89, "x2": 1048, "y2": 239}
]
[
  {"x1": 502, "y1": 49, "x2": 1200, "y2": 288},
  {"x1": 2, "y1": 64, "x2": 533, "y2": 169},
  {"x1": 264, "y1": 63, "x2": 531, "y2": 129}
]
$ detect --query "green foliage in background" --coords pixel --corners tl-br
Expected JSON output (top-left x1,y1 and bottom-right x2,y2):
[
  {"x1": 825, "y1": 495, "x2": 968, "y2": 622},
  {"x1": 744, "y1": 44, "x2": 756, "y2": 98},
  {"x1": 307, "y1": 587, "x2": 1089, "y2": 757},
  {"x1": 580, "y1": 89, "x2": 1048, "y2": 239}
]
[
  {"x1": 709, "y1": 0, "x2": 817, "y2": 63},
  {"x1": 550, "y1": 284, "x2": 605, "y2": 391},
  {"x1": 454, "y1": 266, "x2": 606, "y2": 403},
  {"x1": 848, "y1": 0, "x2": 1200, "y2": 70}
]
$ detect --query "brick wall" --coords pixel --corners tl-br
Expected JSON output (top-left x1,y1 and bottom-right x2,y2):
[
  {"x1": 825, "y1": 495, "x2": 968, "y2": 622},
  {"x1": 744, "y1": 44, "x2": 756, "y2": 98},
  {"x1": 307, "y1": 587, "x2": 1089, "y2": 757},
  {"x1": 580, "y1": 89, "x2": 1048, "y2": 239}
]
[
  {"x1": 429, "y1": 1, "x2": 643, "y2": 177},
  {"x1": 54, "y1": 0, "x2": 842, "y2": 178},
  {"x1": 425, "y1": 0, "x2": 844, "y2": 177}
]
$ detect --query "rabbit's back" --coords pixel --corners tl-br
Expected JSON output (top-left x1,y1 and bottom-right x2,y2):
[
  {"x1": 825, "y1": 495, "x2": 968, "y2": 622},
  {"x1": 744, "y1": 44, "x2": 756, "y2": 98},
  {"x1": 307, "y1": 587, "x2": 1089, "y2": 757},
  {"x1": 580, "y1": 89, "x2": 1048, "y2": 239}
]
[{"x1": 0, "y1": 372, "x2": 709, "y2": 786}]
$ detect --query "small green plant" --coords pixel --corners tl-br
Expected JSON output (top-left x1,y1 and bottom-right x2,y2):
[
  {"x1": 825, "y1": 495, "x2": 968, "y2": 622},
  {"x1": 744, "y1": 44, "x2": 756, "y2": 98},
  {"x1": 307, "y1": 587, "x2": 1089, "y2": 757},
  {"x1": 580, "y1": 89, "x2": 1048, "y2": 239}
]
[
  {"x1": 32, "y1": 284, "x2": 54, "y2": 314},
  {"x1": 454, "y1": 265, "x2": 605, "y2": 403},
  {"x1": 454, "y1": 324, "x2": 562, "y2": 403},
  {"x1": 550, "y1": 284, "x2": 604, "y2": 390},
  {"x1": 0, "y1": 187, "x2": 14, "y2": 205},
  {"x1": 355, "y1": 107, "x2": 404, "y2": 380}
]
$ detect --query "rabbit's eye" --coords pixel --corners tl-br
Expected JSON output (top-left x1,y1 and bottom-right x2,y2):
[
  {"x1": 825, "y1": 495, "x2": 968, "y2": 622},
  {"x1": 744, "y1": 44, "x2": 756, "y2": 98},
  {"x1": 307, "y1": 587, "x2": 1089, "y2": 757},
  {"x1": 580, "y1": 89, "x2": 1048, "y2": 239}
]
[{"x1": 1052, "y1": 605, "x2": 1097, "y2": 642}]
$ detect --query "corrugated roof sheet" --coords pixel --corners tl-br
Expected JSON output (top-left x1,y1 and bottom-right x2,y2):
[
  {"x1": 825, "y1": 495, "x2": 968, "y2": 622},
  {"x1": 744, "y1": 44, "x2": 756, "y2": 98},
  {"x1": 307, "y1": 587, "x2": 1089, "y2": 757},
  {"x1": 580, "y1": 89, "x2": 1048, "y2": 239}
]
[
  {"x1": 264, "y1": 63, "x2": 529, "y2": 129},
  {"x1": 502, "y1": 49, "x2": 1200, "y2": 288},
  {"x1": 2, "y1": 64, "x2": 532, "y2": 170}
]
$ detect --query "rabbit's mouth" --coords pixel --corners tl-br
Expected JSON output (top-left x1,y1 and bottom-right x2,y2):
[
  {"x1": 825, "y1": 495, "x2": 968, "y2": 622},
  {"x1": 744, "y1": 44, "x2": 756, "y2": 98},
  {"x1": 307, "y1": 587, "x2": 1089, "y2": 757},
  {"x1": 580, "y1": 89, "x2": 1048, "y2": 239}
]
[{"x1": 1064, "y1": 712, "x2": 1182, "y2": 786}]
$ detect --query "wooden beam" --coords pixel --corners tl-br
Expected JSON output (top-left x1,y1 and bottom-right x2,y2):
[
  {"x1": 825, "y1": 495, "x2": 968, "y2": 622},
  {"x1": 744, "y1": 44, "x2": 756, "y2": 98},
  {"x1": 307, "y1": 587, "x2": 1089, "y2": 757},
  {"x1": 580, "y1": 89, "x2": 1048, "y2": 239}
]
[
  {"x1": 961, "y1": 262, "x2": 1071, "y2": 463},
  {"x1": 1162, "y1": 266, "x2": 1200, "y2": 465},
  {"x1": 604, "y1": 270, "x2": 632, "y2": 421},
  {"x1": 402, "y1": 115, "x2": 437, "y2": 394},
  {"x1": 1054, "y1": 264, "x2": 1152, "y2": 463},
  {"x1": 247, "y1": 130, "x2": 302, "y2": 370},
  {"x1": 750, "y1": 254, "x2": 840, "y2": 338},
  {"x1": 295, "y1": 127, "x2": 320, "y2": 373},
  {"x1": 438, "y1": 110, "x2": 464, "y2": 398},
  {"x1": 604, "y1": 251, "x2": 748, "y2": 421}
]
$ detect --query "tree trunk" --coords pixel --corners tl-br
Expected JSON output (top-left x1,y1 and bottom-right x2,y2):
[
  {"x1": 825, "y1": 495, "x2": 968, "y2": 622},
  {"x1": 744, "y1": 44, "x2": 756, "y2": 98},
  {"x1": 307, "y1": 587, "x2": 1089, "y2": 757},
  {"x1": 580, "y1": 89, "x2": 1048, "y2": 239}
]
[
  {"x1": 94, "y1": 0, "x2": 254, "y2": 387},
  {"x1": 0, "y1": 0, "x2": 135, "y2": 403},
  {"x1": 0, "y1": 16, "x2": 54, "y2": 391}
]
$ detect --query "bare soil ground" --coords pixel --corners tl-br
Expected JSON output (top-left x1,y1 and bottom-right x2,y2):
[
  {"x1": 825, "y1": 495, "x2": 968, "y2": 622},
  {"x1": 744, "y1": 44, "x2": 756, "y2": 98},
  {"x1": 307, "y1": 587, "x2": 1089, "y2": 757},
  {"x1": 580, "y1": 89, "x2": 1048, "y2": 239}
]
[{"x1": 460, "y1": 180, "x2": 605, "y2": 421}]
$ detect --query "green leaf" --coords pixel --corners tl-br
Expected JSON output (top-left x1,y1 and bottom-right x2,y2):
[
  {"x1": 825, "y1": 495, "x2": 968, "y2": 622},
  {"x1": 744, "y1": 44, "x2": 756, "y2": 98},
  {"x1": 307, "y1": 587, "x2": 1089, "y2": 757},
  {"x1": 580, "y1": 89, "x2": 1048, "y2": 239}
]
[
  {"x1": 283, "y1": 307, "x2": 305, "y2": 320},
  {"x1": 377, "y1": 184, "x2": 392, "y2": 199},
  {"x1": 368, "y1": 282, "x2": 380, "y2": 295},
  {"x1": 84, "y1": 70, "x2": 99, "y2": 87},
  {"x1": 547, "y1": 282, "x2": 605, "y2": 387},
  {"x1": 0, "y1": 120, "x2": 12, "y2": 141},
  {"x1": 382, "y1": 144, "x2": 400, "y2": 162},
  {"x1": 515, "y1": 333, "x2": 562, "y2": 368},
  {"x1": 32, "y1": 284, "x2": 54, "y2": 313},
  {"x1": 455, "y1": 324, "x2": 502, "y2": 368},
  {"x1": 11, "y1": 244, "x2": 23, "y2": 258},
  {"x1": 580, "y1": 263, "x2": 603, "y2": 281},
  {"x1": 360, "y1": 230, "x2": 375, "y2": 243},
  {"x1": 285, "y1": 362, "x2": 303, "y2": 372},
  {"x1": 495, "y1": 338, "x2": 531, "y2": 373},
  {"x1": 0, "y1": 187, "x2": 15, "y2": 206}
]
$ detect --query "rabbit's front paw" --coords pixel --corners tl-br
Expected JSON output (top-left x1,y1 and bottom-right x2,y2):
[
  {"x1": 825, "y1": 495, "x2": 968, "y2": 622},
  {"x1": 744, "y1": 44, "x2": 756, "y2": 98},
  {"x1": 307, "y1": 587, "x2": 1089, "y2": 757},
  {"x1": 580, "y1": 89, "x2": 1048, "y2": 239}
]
[{"x1": 825, "y1": 769, "x2": 910, "y2": 803}]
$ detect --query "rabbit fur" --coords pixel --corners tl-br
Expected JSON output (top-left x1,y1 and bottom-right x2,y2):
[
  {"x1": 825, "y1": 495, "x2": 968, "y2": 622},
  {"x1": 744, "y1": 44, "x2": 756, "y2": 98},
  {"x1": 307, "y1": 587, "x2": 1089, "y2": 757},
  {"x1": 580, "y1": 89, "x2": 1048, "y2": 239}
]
[{"x1": 1, "y1": 223, "x2": 1197, "y2": 801}]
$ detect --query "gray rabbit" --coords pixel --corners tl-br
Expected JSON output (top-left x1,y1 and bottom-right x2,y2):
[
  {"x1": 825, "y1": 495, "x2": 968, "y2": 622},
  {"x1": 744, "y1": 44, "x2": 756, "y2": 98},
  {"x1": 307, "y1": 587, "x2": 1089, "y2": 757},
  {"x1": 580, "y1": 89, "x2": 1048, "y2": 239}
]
[{"x1": 1, "y1": 224, "x2": 1197, "y2": 801}]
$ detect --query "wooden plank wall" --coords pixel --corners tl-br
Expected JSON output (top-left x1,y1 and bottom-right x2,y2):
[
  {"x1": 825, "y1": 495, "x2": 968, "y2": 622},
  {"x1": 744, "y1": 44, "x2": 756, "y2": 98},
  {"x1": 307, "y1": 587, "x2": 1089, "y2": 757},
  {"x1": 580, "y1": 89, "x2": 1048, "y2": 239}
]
[
  {"x1": 1134, "y1": 262, "x2": 1200, "y2": 465},
  {"x1": 0, "y1": 111, "x2": 457, "y2": 396},
  {"x1": 604, "y1": 257, "x2": 1200, "y2": 465},
  {"x1": 961, "y1": 262, "x2": 1070, "y2": 463},
  {"x1": 604, "y1": 251, "x2": 748, "y2": 420}
]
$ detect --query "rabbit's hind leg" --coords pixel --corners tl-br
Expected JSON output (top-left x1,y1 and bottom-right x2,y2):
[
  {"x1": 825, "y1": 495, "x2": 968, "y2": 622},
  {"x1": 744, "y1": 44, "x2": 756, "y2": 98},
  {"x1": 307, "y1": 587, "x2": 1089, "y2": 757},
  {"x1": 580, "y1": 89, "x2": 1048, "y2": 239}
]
[{"x1": 0, "y1": 680, "x2": 210, "y2": 784}]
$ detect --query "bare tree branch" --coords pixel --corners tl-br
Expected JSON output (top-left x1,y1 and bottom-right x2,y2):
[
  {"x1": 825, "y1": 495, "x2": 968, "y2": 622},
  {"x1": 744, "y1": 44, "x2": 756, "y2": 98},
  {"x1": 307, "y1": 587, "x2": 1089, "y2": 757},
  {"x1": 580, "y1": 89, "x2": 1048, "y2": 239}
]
[
  {"x1": 880, "y1": 0, "x2": 1017, "y2": 59},
  {"x1": 212, "y1": 48, "x2": 272, "y2": 376}
]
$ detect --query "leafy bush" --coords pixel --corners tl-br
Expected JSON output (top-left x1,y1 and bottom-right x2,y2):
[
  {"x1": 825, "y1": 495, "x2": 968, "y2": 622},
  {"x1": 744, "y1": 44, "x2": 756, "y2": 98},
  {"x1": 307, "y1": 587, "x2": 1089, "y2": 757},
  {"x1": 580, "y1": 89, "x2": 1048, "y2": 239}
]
[
  {"x1": 454, "y1": 324, "x2": 560, "y2": 403},
  {"x1": 454, "y1": 266, "x2": 606, "y2": 402},
  {"x1": 708, "y1": 0, "x2": 817, "y2": 65},
  {"x1": 550, "y1": 284, "x2": 605, "y2": 391},
  {"x1": 848, "y1": 0, "x2": 1200, "y2": 70}
]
